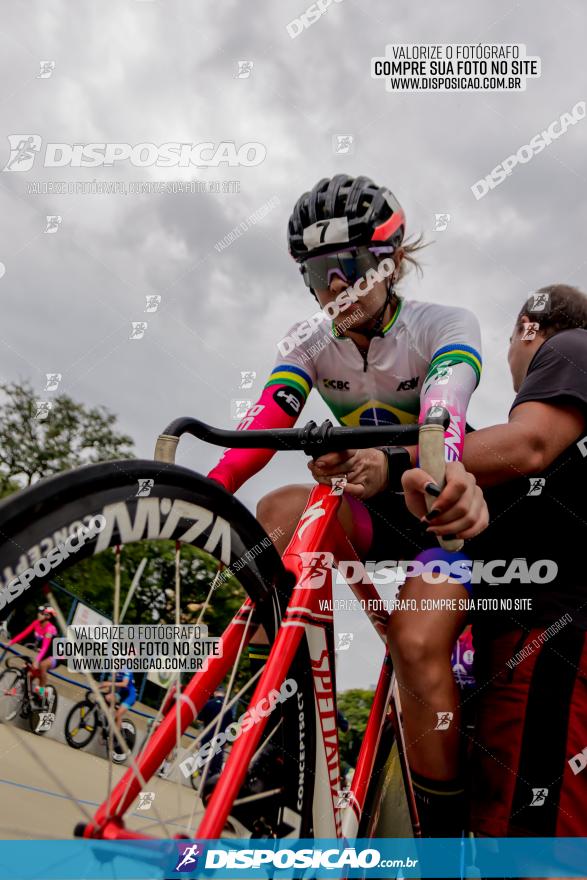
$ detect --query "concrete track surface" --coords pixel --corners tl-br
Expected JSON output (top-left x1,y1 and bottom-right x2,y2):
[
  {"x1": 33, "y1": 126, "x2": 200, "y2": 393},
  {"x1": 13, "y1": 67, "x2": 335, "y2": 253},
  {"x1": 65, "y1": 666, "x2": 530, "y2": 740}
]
[{"x1": 0, "y1": 723, "x2": 203, "y2": 840}]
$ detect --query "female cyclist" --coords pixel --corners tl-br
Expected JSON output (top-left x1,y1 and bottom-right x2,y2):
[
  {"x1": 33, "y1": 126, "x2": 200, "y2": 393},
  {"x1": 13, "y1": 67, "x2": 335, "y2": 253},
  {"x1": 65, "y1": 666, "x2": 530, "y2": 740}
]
[
  {"x1": 207, "y1": 174, "x2": 487, "y2": 835},
  {"x1": 8, "y1": 604, "x2": 59, "y2": 699}
]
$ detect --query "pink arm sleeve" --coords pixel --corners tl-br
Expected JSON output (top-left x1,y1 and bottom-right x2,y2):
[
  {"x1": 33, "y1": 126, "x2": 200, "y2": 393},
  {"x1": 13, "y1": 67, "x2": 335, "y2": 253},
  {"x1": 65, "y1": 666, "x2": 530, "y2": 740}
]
[
  {"x1": 34, "y1": 631, "x2": 53, "y2": 665},
  {"x1": 207, "y1": 385, "x2": 304, "y2": 494},
  {"x1": 9, "y1": 621, "x2": 35, "y2": 645},
  {"x1": 419, "y1": 361, "x2": 479, "y2": 462}
]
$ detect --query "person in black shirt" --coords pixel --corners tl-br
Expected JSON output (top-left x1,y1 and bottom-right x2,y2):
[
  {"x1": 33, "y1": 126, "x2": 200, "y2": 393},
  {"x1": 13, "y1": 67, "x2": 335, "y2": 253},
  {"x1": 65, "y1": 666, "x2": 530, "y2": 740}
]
[
  {"x1": 460, "y1": 285, "x2": 587, "y2": 838},
  {"x1": 385, "y1": 284, "x2": 587, "y2": 839}
]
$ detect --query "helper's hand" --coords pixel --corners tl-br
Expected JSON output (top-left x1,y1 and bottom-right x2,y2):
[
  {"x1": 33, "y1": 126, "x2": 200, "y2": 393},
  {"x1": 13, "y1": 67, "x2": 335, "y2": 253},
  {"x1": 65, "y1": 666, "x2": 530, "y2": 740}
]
[
  {"x1": 401, "y1": 461, "x2": 489, "y2": 540},
  {"x1": 308, "y1": 448, "x2": 388, "y2": 500}
]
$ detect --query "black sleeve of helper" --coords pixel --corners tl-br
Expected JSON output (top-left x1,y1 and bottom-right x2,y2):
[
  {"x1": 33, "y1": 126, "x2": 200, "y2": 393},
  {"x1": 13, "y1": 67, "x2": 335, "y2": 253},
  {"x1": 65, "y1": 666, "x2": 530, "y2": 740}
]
[{"x1": 510, "y1": 328, "x2": 587, "y2": 416}]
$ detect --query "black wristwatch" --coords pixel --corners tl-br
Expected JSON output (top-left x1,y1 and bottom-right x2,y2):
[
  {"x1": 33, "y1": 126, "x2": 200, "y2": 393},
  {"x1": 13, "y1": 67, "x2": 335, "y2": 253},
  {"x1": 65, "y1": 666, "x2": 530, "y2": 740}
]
[{"x1": 379, "y1": 446, "x2": 412, "y2": 493}]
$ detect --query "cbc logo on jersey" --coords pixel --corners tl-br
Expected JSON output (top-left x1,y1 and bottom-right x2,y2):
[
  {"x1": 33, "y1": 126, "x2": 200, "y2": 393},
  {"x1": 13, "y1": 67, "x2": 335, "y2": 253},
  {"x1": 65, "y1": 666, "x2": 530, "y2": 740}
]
[{"x1": 323, "y1": 378, "x2": 350, "y2": 390}]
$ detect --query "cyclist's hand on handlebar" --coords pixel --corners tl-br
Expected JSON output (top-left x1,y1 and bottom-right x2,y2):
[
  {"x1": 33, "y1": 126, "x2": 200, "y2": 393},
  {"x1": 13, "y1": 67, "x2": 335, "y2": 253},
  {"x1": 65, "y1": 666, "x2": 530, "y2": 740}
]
[
  {"x1": 308, "y1": 449, "x2": 354, "y2": 479},
  {"x1": 308, "y1": 448, "x2": 388, "y2": 499},
  {"x1": 401, "y1": 461, "x2": 489, "y2": 540}
]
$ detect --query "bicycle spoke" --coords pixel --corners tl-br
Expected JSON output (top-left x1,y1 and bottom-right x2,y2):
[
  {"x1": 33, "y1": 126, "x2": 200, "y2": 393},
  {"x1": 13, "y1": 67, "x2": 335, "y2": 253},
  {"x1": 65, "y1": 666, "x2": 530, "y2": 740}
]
[
  {"x1": 50, "y1": 583, "x2": 174, "y2": 837},
  {"x1": 115, "y1": 543, "x2": 187, "y2": 841},
  {"x1": 233, "y1": 788, "x2": 283, "y2": 806},
  {"x1": 0, "y1": 465, "x2": 308, "y2": 840},
  {"x1": 105, "y1": 544, "x2": 121, "y2": 814},
  {"x1": 172, "y1": 542, "x2": 184, "y2": 827},
  {"x1": 184, "y1": 602, "x2": 255, "y2": 837},
  {"x1": 249, "y1": 717, "x2": 283, "y2": 766},
  {"x1": 0, "y1": 719, "x2": 95, "y2": 825}
]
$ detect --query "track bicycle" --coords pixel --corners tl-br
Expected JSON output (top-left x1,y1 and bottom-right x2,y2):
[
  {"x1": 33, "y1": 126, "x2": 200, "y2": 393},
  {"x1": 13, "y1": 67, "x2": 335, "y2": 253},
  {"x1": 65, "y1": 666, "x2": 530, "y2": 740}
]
[
  {"x1": 65, "y1": 690, "x2": 137, "y2": 763},
  {"x1": 0, "y1": 405, "x2": 453, "y2": 840},
  {"x1": 0, "y1": 652, "x2": 59, "y2": 735}
]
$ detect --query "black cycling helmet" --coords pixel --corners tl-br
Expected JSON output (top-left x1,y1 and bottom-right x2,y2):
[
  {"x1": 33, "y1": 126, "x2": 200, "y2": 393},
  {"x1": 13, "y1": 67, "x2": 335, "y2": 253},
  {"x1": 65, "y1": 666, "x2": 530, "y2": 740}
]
[{"x1": 288, "y1": 174, "x2": 405, "y2": 262}]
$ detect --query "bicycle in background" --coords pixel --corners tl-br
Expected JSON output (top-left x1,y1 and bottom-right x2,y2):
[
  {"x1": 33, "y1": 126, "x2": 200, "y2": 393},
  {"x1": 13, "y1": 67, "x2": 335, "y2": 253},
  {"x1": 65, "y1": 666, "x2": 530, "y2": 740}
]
[
  {"x1": 0, "y1": 653, "x2": 58, "y2": 735},
  {"x1": 65, "y1": 690, "x2": 136, "y2": 763}
]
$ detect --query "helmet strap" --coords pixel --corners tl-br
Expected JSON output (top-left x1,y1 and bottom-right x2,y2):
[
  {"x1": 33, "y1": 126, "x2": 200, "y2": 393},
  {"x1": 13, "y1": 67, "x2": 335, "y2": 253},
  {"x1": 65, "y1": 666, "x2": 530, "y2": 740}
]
[
  {"x1": 351, "y1": 280, "x2": 395, "y2": 340},
  {"x1": 312, "y1": 277, "x2": 396, "y2": 333}
]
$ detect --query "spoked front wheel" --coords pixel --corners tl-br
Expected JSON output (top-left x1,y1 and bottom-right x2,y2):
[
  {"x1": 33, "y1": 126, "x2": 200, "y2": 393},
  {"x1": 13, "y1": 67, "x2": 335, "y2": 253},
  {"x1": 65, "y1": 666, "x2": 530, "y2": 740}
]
[
  {"x1": 0, "y1": 669, "x2": 25, "y2": 722},
  {"x1": 0, "y1": 460, "x2": 317, "y2": 840},
  {"x1": 65, "y1": 699, "x2": 98, "y2": 749}
]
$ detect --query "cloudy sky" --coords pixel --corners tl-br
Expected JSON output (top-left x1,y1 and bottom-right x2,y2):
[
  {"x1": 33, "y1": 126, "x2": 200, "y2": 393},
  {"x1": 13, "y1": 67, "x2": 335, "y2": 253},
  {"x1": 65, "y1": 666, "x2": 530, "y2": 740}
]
[{"x1": 1, "y1": 0, "x2": 586, "y2": 687}]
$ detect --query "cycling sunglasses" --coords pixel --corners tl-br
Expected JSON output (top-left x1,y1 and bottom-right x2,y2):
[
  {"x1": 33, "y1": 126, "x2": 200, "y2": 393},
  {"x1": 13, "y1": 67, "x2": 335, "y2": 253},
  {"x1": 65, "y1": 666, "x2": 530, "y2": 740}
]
[{"x1": 299, "y1": 246, "x2": 394, "y2": 290}]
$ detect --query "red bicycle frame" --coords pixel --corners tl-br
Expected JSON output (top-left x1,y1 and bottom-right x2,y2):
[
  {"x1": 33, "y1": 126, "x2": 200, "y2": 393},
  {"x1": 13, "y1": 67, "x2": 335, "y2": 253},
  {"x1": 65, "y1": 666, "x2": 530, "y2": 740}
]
[{"x1": 81, "y1": 479, "x2": 418, "y2": 840}]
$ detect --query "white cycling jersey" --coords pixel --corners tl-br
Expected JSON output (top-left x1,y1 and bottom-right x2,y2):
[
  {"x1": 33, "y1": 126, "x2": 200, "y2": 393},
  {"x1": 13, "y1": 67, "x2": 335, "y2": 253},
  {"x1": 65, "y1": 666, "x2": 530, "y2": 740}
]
[
  {"x1": 266, "y1": 297, "x2": 481, "y2": 427},
  {"x1": 208, "y1": 296, "x2": 482, "y2": 494}
]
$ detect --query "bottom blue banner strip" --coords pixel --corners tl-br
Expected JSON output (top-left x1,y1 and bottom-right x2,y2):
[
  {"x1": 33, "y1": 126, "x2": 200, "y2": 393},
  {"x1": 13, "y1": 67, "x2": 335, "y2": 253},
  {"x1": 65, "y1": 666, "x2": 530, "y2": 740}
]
[{"x1": 0, "y1": 837, "x2": 586, "y2": 878}]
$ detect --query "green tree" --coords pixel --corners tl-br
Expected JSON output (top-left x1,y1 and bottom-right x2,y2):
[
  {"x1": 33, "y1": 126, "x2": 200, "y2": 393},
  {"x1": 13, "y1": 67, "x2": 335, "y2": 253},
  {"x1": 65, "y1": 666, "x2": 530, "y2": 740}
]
[
  {"x1": 0, "y1": 478, "x2": 21, "y2": 501},
  {"x1": 337, "y1": 688, "x2": 374, "y2": 769},
  {"x1": 0, "y1": 380, "x2": 134, "y2": 492},
  {"x1": 54, "y1": 542, "x2": 247, "y2": 710},
  {"x1": 0, "y1": 380, "x2": 248, "y2": 711},
  {"x1": 56, "y1": 542, "x2": 243, "y2": 629}
]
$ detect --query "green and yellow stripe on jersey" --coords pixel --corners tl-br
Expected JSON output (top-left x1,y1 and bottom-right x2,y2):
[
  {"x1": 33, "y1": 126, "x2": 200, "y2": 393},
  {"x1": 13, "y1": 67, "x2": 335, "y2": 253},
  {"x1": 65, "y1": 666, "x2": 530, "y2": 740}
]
[
  {"x1": 381, "y1": 297, "x2": 403, "y2": 335},
  {"x1": 331, "y1": 295, "x2": 403, "y2": 339},
  {"x1": 265, "y1": 364, "x2": 313, "y2": 400},
  {"x1": 426, "y1": 344, "x2": 482, "y2": 386}
]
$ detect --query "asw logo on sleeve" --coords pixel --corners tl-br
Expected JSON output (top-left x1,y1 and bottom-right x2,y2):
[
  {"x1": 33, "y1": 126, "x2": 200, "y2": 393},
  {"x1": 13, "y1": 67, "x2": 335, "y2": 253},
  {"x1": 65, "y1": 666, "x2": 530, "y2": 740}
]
[{"x1": 444, "y1": 413, "x2": 463, "y2": 461}]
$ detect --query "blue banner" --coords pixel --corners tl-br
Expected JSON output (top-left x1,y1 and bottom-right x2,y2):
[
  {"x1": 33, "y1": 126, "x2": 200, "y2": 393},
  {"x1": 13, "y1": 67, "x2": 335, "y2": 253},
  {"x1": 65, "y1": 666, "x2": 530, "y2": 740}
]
[{"x1": 1, "y1": 838, "x2": 587, "y2": 878}]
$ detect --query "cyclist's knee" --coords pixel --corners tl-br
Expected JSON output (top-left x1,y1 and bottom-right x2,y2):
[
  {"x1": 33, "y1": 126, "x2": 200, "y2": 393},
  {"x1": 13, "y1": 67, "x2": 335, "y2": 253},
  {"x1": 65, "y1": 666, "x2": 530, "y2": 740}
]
[
  {"x1": 389, "y1": 620, "x2": 433, "y2": 670},
  {"x1": 388, "y1": 620, "x2": 451, "y2": 692},
  {"x1": 256, "y1": 485, "x2": 311, "y2": 532}
]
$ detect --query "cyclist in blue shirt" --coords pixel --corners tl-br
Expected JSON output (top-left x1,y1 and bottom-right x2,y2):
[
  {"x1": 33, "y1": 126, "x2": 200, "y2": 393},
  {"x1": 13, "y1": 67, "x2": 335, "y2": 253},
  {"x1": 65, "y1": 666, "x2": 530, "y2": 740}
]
[
  {"x1": 99, "y1": 666, "x2": 137, "y2": 731},
  {"x1": 199, "y1": 687, "x2": 235, "y2": 778}
]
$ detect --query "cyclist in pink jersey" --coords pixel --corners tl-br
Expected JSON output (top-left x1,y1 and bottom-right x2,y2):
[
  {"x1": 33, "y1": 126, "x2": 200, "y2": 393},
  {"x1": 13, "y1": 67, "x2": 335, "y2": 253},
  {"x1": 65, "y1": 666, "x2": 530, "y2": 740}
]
[
  {"x1": 207, "y1": 175, "x2": 488, "y2": 835},
  {"x1": 9, "y1": 604, "x2": 59, "y2": 698}
]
